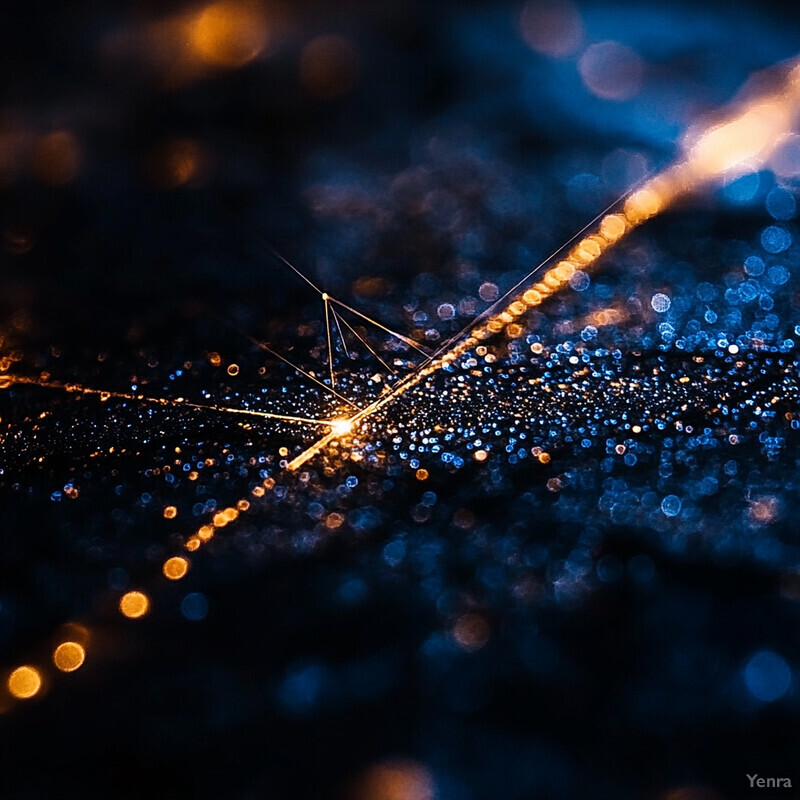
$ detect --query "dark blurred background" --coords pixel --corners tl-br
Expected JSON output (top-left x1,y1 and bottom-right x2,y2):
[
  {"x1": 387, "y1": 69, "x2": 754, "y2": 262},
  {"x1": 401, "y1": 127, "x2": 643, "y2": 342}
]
[{"x1": 1, "y1": 1, "x2": 800, "y2": 798}]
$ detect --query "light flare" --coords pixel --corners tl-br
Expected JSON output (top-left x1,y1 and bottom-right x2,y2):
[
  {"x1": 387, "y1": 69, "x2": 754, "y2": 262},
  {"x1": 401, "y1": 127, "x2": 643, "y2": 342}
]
[{"x1": 330, "y1": 418, "x2": 354, "y2": 437}]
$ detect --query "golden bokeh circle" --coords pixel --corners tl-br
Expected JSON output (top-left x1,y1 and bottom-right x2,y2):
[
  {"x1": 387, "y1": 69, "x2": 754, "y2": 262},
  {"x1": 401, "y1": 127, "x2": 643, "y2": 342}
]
[
  {"x1": 53, "y1": 642, "x2": 86, "y2": 673},
  {"x1": 120, "y1": 591, "x2": 150, "y2": 619},
  {"x1": 8, "y1": 666, "x2": 42, "y2": 699},
  {"x1": 163, "y1": 556, "x2": 189, "y2": 581}
]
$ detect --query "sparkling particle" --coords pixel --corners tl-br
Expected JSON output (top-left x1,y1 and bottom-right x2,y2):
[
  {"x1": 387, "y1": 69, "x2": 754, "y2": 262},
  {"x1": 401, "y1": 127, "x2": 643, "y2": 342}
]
[
  {"x1": 743, "y1": 650, "x2": 792, "y2": 702},
  {"x1": 569, "y1": 271, "x2": 590, "y2": 291},
  {"x1": 661, "y1": 495, "x2": 682, "y2": 517},
  {"x1": 760, "y1": 225, "x2": 792, "y2": 254},
  {"x1": 651, "y1": 293, "x2": 671, "y2": 313},
  {"x1": 766, "y1": 265, "x2": 790, "y2": 285},
  {"x1": 744, "y1": 255, "x2": 765, "y2": 276},
  {"x1": 479, "y1": 282, "x2": 499, "y2": 302},
  {"x1": 765, "y1": 186, "x2": 796, "y2": 220}
]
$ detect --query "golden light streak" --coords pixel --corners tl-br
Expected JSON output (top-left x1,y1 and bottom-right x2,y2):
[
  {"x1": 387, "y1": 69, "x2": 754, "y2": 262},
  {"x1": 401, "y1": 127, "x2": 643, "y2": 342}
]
[
  {"x1": 1, "y1": 375, "x2": 339, "y2": 428},
  {"x1": 288, "y1": 55, "x2": 800, "y2": 471},
  {"x1": 323, "y1": 292, "x2": 336, "y2": 389},
  {"x1": 331, "y1": 307, "x2": 351, "y2": 358}
]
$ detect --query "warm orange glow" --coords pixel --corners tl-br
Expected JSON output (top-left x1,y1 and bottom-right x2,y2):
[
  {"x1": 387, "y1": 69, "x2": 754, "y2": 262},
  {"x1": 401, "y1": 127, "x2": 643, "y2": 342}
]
[
  {"x1": 8, "y1": 666, "x2": 42, "y2": 699},
  {"x1": 353, "y1": 760, "x2": 435, "y2": 800},
  {"x1": 687, "y1": 101, "x2": 792, "y2": 179},
  {"x1": 553, "y1": 260, "x2": 576, "y2": 280},
  {"x1": 198, "y1": 524, "x2": 215, "y2": 541},
  {"x1": 600, "y1": 213, "x2": 626, "y2": 241},
  {"x1": 749, "y1": 496, "x2": 779, "y2": 525},
  {"x1": 623, "y1": 187, "x2": 662, "y2": 223},
  {"x1": 324, "y1": 512, "x2": 345, "y2": 530},
  {"x1": 163, "y1": 505, "x2": 178, "y2": 519},
  {"x1": 149, "y1": 138, "x2": 208, "y2": 189},
  {"x1": 189, "y1": 1, "x2": 269, "y2": 68},
  {"x1": 681, "y1": 58, "x2": 800, "y2": 181},
  {"x1": 573, "y1": 237, "x2": 602, "y2": 263},
  {"x1": 120, "y1": 591, "x2": 150, "y2": 619},
  {"x1": 53, "y1": 642, "x2": 85, "y2": 673},
  {"x1": 330, "y1": 418, "x2": 353, "y2": 437},
  {"x1": 163, "y1": 556, "x2": 189, "y2": 580}
]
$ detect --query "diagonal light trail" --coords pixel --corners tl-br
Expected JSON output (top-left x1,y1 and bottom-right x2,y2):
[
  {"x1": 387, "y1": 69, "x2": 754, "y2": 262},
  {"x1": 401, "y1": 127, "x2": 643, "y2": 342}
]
[{"x1": 288, "y1": 57, "x2": 800, "y2": 470}]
